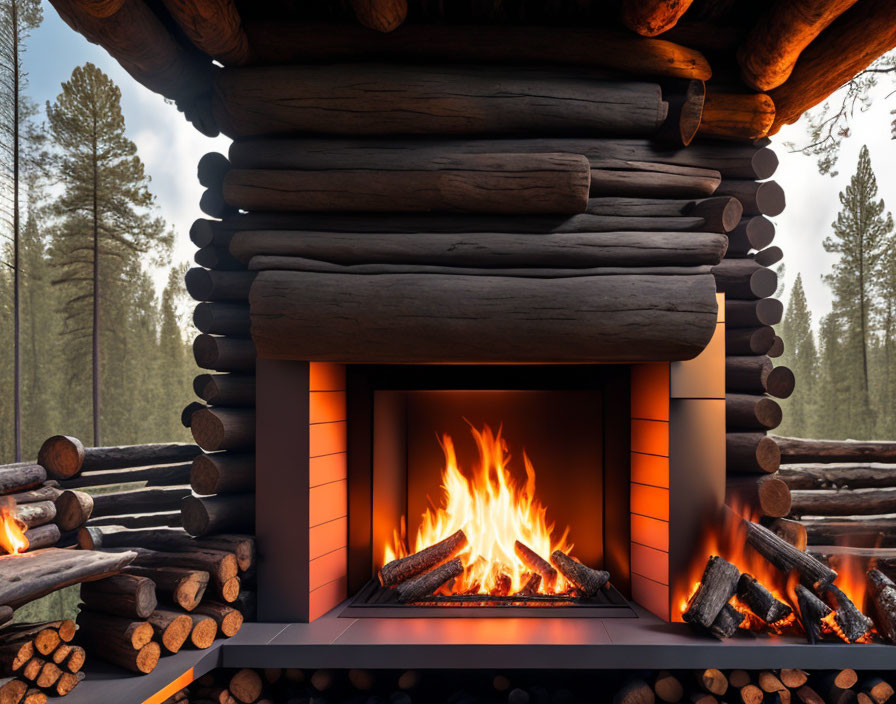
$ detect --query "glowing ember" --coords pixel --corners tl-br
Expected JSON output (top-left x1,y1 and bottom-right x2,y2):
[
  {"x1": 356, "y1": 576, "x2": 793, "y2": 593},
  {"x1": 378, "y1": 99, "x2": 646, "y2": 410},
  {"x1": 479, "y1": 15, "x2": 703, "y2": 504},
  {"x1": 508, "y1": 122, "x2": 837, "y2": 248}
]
[
  {"x1": 383, "y1": 423, "x2": 573, "y2": 595},
  {"x1": 0, "y1": 506, "x2": 28, "y2": 555}
]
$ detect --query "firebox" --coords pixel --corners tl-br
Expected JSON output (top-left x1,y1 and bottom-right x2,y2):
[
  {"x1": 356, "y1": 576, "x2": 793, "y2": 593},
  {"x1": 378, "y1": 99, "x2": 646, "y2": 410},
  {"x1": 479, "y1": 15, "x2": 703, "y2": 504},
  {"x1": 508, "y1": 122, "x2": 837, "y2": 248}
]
[{"x1": 254, "y1": 294, "x2": 725, "y2": 624}]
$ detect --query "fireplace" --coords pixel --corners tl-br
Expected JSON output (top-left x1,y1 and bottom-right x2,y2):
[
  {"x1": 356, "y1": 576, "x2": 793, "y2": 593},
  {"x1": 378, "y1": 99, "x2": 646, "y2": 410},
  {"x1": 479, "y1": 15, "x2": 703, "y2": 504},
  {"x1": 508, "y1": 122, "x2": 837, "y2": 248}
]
[{"x1": 253, "y1": 295, "x2": 725, "y2": 624}]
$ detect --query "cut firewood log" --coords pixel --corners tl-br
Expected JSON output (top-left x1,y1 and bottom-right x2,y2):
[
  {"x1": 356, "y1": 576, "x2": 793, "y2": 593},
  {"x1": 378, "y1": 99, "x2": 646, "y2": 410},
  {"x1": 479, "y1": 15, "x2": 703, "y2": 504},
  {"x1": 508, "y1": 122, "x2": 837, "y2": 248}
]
[
  {"x1": 193, "y1": 302, "x2": 251, "y2": 336},
  {"x1": 726, "y1": 475, "x2": 791, "y2": 518},
  {"x1": 696, "y1": 91, "x2": 776, "y2": 141},
  {"x1": 697, "y1": 669, "x2": 728, "y2": 696},
  {"x1": 53, "y1": 490, "x2": 93, "y2": 531},
  {"x1": 654, "y1": 671, "x2": 684, "y2": 703},
  {"x1": 214, "y1": 575, "x2": 241, "y2": 603},
  {"x1": 212, "y1": 64, "x2": 669, "y2": 139},
  {"x1": 514, "y1": 541, "x2": 558, "y2": 589},
  {"x1": 91, "y1": 486, "x2": 192, "y2": 518},
  {"x1": 122, "y1": 546, "x2": 237, "y2": 587},
  {"x1": 859, "y1": 677, "x2": 895, "y2": 704},
  {"x1": 779, "y1": 670, "x2": 809, "y2": 690},
  {"x1": 193, "y1": 602, "x2": 243, "y2": 637},
  {"x1": 147, "y1": 609, "x2": 193, "y2": 654},
  {"x1": 716, "y1": 180, "x2": 785, "y2": 217},
  {"x1": 193, "y1": 335, "x2": 256, "y2": 373},
  {"x1": 774, "y1": 436, "x2": 896, "y2": 463},
  {"x1": 380, "y1": 530, "x2": 468, "y2": 587},
  {"x1": 743, "y1": 520, "x2": 837, "y2": 586},
  {"x1": 0, "y1": 465, "x2": 46, "y2": 495},
  {"x1": 589, "y1": 163, "x2": 720, "y2": 198},
  {"x1": 0, "y1": 679, "x2": 26, "y2": 703},
  {"x1": 76, "y1": 611, "x2": 153, "y2": 651},
  {"x1": 728, "y1": 671, "x2": 750, "y2": 689},
  {"x1": 20, "y1": 657, "x2": 42, "y2": 682},
  {"x1": 59, "y1": 461, "x2": 192, "y2": 489},
  {"x1": 549, "y1": 551, "x2": 610, "y2": 597},
  {"x1": 790, "y1": 487, "x2": 896, "y2": 516},
  {"x1": 778, "y1": 463, "x2": 896, "y2": 490},
  {"x1": 726, "y1": 356, "x2": 795, "y2": 399},
  {"x1": 87, "y1": 510, "x2": 181, "y2": 528},
  {"x1": 726, "y1": 217, "x2": 775, "y2": 258},
  {"x1": 34, "y1": 661, "x2": 62, "y2": 690},
  {"x1": 193, "y1": 374, "x2": 254, "y2": 406},
  {"x1": 0, "y1": 626, "x2": 58, "y2": 657},
  {"x1": 350, "y1": 0, "x2": 406, "y2": 33},
  {"x1": 727, "y1": 433, "x2": 781, "y2": 474},
  {"x1": 190, "y1": 408, "x2": 255, "y2": 452},
  {"x1": 230, "y1": 668, "x2": 264, "y2": 704},
  {"x1": 181, "y1": 494, "x2": 255, "y2": 537},
  {"x1": 513, "y1": 573, "x2": 542, "y2": 597},
  {"x1": 614, "y1": 678, "x2": 656, "y2": 704},
  {"x1": 38, "y1": 436, "x2": 199, "y2": 479},
  {"x1": 653, "y1": 79, "x2": 704, "y2": 147},
  {"x1": 736, "y1": 574, "x2": 792, "y2": 624},
  {"x1": 0, "y1": 640, "x2": 33, "y2": 674},
  {"x1": 620, "y1": 0, "x2": 694, "y2": 36},
  {"x1": 682, "y1": 556, "x2": 739, "y2": 629},
  {"x1": 760, "y1": 517, "x2": 807, "y2": 550},
  {"x1": 185, "y1": 268, "x2": 256, "y2": 303},
  {"x1": 123, "y1": 566, "x2": 209, "y2": 611},
  {"x1": 80, "y1": 574, "x2": 157, "y2": 619},
  {"x1": 708, "y1": 603, "x2": 744, "y2": 640},
  {"x1": 794, "y1": 584, "x2": 831, "y2": 644},
  {"x1": 818, "y1": 583, "x2": 873, "y2": 642},
  {"x1": 727, "y1": 299, "x2": 784, "y2": 328},
  {"x1": 712, "y1": 260, "x2": 777, "y2": 300},
  {"x1": 190, "y1": 452, "x2": 255, "y2": 495},
  {"x1": 0, "y1": 548, "x2": 136, "y2": 609},
  {"x1": 187, "y1": 613, "x2": 218, "y2": 649},
  {"x1": 83, "y1": 634, "x2": 159, "y2": 675},
  {"x1": 15, "y1": 502, "x2": 56, "y2": 530},
  {"x1": 52, "y1": 670, "x2": 84, "y2": 696},
  {"x1": 867, "y1": 569, "x2": 896, "y2": 643},
  {"x1": 396, "y1": 557, "x2": 464, "y2": 603},
  {"x1": 726, "y1": 394, "x2": 782, "y2": 430}
]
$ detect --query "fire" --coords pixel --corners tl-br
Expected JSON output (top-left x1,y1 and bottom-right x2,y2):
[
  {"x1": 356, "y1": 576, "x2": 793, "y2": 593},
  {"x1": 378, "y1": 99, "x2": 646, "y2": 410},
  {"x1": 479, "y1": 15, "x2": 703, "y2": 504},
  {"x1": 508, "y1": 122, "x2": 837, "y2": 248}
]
[
  {"x1": 0, "y1": 506, "x2": 28, "y2": 555},
  {"x1": 383, "y1": 423, "x2": 573, "y2": 595}
]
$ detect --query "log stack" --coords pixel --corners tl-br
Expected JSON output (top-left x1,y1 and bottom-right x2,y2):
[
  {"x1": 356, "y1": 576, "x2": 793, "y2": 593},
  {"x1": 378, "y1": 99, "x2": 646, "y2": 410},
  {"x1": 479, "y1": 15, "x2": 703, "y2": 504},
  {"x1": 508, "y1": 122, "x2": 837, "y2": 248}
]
[{"x1": 0, "y1": 619, "x2": 84, "y2": 700}]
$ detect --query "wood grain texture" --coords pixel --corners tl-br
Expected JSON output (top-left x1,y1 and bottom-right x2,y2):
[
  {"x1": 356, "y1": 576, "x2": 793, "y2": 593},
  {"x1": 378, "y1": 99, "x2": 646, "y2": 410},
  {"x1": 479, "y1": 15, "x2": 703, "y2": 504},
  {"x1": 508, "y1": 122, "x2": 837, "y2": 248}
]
[
  {"x1": 697, "y1": 91, "x2": 776, "y2": 141},
  {"x1": 161, "y1": 0, "x2": 251, "y2": 64},
  {"x1": 621, "y1": 0, "x2": 695, "y2": 36}
]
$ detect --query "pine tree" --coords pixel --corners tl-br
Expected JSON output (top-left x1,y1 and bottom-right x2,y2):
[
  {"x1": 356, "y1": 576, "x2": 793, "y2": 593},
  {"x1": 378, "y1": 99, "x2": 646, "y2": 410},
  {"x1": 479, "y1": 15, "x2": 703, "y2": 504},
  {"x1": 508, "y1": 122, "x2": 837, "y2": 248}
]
[
  {"x1": 814, "y1": 314, "x2": 848, "y2": 439},
  {"x1": 778, "y1": 274, "x2": 817, "y2": 437},
  {"x1": 874, "y1": 242, "x2": 896, "y2": 436},
  {"x1": 823, "y1": 145, "x2": 893, "y2": 436},
  {"x1": 45, "y1": 63, "x2": 168, "y2": 445}
]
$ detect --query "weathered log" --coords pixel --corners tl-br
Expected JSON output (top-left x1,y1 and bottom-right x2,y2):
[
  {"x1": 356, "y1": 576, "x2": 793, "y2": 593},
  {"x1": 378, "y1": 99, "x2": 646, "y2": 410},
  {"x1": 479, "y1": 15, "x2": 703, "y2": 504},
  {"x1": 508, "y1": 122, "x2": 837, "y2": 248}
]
[
  {"x1": 818, "y1": 582, "x2": 873, "y2": 642},
  {"x1": 91, "y1": 486, "x2": 191, "y2": 519},
  {"x1": 802, "y1": 515, "x2": 896, "y2": 547},
  {"x1": 767, "y1": 336, "x2": 785, "y2": 359},
  {"x1": 224, "y1": 154, "x2": 593, "y2": 214},
  {"x1": 726, "y1": 475, "x2": 791, "y2": 517},
  {"x1": 654, "y1": 79, "x2": 704, "y2": 147},
  {"x1": 123, "y1": 565, "x2": 208, "y2": 611},
  {"x1": 753, "y1": 246, "x2": 784, "y2": 267},
  {"x1": 736, "y1": 573, "x2": 792, "y2": 624},
  {"x1": 682, "y1": 555, "x2": 739, "y2": 629},
  {"x1": 193, "y1": 302, "x2": 251, "y2": 336},
  {"x1": 187, "y1": 613, "x2": 218, "y2": 649},
  {"x1": 590, "y1": 164, "x2": 720, "y2": 198},
  {"x1": 190, "y1": 453, "x2": 254, "y2": 497},
  {"x1": 726, "y1": 299, "x2": 784, "y2": 328},
  {"x1": 738, "y1": 0, "x2": 859, "y2": 91},
  {"x1": 778, "y1": 463, "x2": 896, "y2": 490},
  {"x1": 14, "y1": 502, "x2": 55, "y2": 530},
  {"x1": 380, "y1": 530, "x2": 468, "y2": 587},
  {"x1": 396, "y1": 557, "x2": 464, "y2": 603},
  {"x1": 244, "y1": 22, "x2": 711, "y2": 80},
  {"x1": 709, "y1": 603, "x2": 745, "y2": 640},
  {"x1": 727, "y1": 217, "x2": 775, "y2": 257},
  {"x1": 350, "y1": 0, "x2": 406, "y2": 33},
  {"x1": 59, "y1": 460, "x2": 192, "y2": 490},
  {"x1": 727, "y1": 356, "x2": 795, "y2": 399},
  {"x1": 80, "y1": 573, "x2": 157, "y2": 619},
  {"x1": 727, "y1": 433, "x2": 781, "y2": 474},
  {"x1": 23, "y1": 524, "x2": 61, "y2": 552},
  {"x1": 147, "y1": 609, "x2": 193, "y2": 654},
  {"x1": 233, "y1": 230, "x2": 728, "y2": 269},
  {"x1": 75, "y1": 610, "x2": 152, "y2": 651},
  {"x1": 185, "y1": 268, "x2": 255, "y2": 303},
  {"x1": 0, "y1": 465, "x2": 46, "y2": 495},
  {"x1": 38, "y1": 436, "x2": 200, "y2": 479},
  {"x1": 688, "y1": 196, "x2": 743, "y2": 232},
  {"x1": 193, "y1": 334, "x2": 255, "y2": 373},
  {"x1": 867, "y1": 569, "x2": 896, "y2": 643},
  {"x1": 5, "y1": 485, "x2": 60, "y2": 505},
  {"x1": 550, "y1": 551, "x2": 610, "y2": 597},
  {"x1": 794, "y1": 584, "x2": 831, "y2": 644},
  {"x1": 761, "y1": 517, "x2": 808, "y2": 550},
  {"x1": 160, "y1": 0, "x2": 250, "y2": 65},
  {"x1": 190, "y1": 408, "x2": 255, "y2": 452},
  {"x1": 770, "y1": 0, "x2": 896, "y2": 131},
  {"x1": 791, "y1": 486, "x2": 896, "y2": 516},
  {"x1": 195, "y1": 245, "x2": 243, "y2": 271},
  {"x1": 213, "y1": 65, "x2": 668, "y2": 138},
  {"x1": 185, "y1": 402, "x2": 205, "y2": 429},
  {"x1": 53, "y1": 491, "x2": 93, "y2": 531},
  {"x1": 716, "y1": 181, "x2": 785, "y2": 217},
  {"x1": 514, "y1": 541, "x2": 558, "y2": 590},
  {"x1": 726, "y1": 327, "x2": 775, "y2": 356},
  {"x1": 727, "y1": 393, "x2": 782, "y2": 430},
  {"x1": 743, "y1": 520, "x2": 837, "y2": 586},
  {"x1": 122, "y1": 546, "x2": 237, "y2": 586},
  {"x1": 713, "y1": 259, "x2": 777, "y2": 300},
  {"x1": 250, "y1": 270, "x2": 719, "y2": 363},
  {"x1": 697, "y1": 91, "x2": 776, "y2": 141},
  {"x1": 193, "y1": 601, "x2": 243, "y2": 637},
  {"x1": 774, "y1": 436, "x2": 896, "y2": 463},
  {"x1": 193, "y1": 375, "x2": 254, "y2": 408},
  {"x1": 87, "y1": 511, "x2": 181, "y2": 529},
  {"x1": 181, "y1": 493, "x2": 255, "y2": 537}
]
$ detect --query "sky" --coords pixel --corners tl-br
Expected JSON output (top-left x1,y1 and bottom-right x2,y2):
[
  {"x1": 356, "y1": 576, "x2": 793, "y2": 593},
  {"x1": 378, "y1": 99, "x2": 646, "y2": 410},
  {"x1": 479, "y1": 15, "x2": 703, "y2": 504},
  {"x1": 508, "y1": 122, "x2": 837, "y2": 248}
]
[{"x1": 22, "y1": 1, "x2": 896, "y2": 327}]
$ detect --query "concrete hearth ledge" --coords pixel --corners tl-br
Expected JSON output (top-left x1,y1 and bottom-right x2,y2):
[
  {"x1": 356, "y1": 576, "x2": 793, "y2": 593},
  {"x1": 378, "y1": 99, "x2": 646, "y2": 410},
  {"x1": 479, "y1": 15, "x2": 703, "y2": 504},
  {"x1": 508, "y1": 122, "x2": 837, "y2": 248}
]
[{"x1": 64, "y1": 608, "x2": 894, "y2": 704}]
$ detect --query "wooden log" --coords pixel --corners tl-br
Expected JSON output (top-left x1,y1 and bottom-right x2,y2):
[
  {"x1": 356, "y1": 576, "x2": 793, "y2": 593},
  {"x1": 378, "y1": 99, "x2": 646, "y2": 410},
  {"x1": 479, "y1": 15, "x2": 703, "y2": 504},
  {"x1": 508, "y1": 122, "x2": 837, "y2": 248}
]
[
  {"x1": 80, "y1": 573, "x2": 156, "y2": 619},
  {"x1": 147, "y1": 609, "x2": 193, "y2": 654},
  {"x1": 697, "y1": 669, "x2": 729, "y2": 697},
  {"x1": 87, "y1": 511, "x2": 181, "y2": 528},
  {"x1": 794, "y1": 584, "x2": 831, "y2": 643},
  {"x1": 802, "y1": 515, "x2": 896, "y2": 547},
  {"x1": 549, "y1": 551, "x2": 610, "y2": 597},
  {"x1": 195, "y1": 245, "x2": 243, "y2": 272},
  {"x1": 190, "y1": 408, "x2": 255, "y2": 452},
  {"x1": 715, "y1": 181, "x2": 786, "y2": 217},
  {"x1": 0, "y1": 627, "x2": 57, "y2": 658},
  {"x1": 76, "y1": 610, "x2": 152, "y2": 650},
  {"x1": 187, "y1": 613, "x2": 217, "y2": 649},
  {"x1": 0, "y1": 679, "x2": 27, "y2": 703},
  {"x1": 5, "y1": 485, "x2": 61, "y2": 505},
  {"x1": 199, "y1": 187, "x2": 236, "y2": 220},
  {"x1": 197, "y1": 151, "x2": 230, "y2": 189},
  {"x1": 379, "y1": 530, "x2": 467, "y2": 587},
  {"x1": 654, "y1": 671, "x2": 684, "y2": 703},
  {"x1": 160, "y1": 0, "x2": 251, "y2": 65},
  {"x1": 736, "y1": 573, "x2": 793, "y2": 624},
  {"x1": 190, "y1": 452, "x2": 254, "y2": 495},
  {"x1": 682, "y1": 556, "x2": 739, "y2": 629},
  {"x1": 224, "y1": 154, "x2": 593, "y2": 214},
  {"x1": 753, "y1": 246, "x2": 784, "y2": 267},
  {"x1": 185, "y1": 268, "x2": 255, "y2": 303},
  {"x1": 193, "y1": 374, "x2": 254, "y2": 408},
  {"x1": 713, "y1": 259, "x2": 777, "y2": 300},
  {"x1": 350, "y1": 0, "x2": 406, "y2": 33},
  {"x1": 727, "y1": 433, "x2": 781, "y2": 474},
  {"x1": 212, "y1": 65, "x2": 669, "y2": 139},
  {"x1": 727, "y1": 217, "x2": 775, "y2": 257},
  {"x1": 708, "y1": 603, "x2": 744, "y2": 640},
  {"x1": 697, "y1": 91, "x2": 776, "y2": 141},
  {"x1": 727, "y1": 356, "x2": 796, "y2": 399},
  {"x1": 818, "y1": 582, "x2": 873, "y2": 642},
  {"x1": 726, "y1": 327, "x2": 775, "y2": 356},
  {"x1": 80, "y1": 633, "x2": 159, "y2": 675},
  {"x1": 770, "y1": 0, "x2": 896, "y2": 132},
  {"x1": 193, "y1": 334, "x2": 255, "y2": 373},
  {"x1": 726, "y1": 299, "x2": 784, "y2": 328},
  {"x1": 774, "y1": 436, "x2": 896, "y2": 463},
  {"x1": 743, "y1": 520, "x2": 837, "y2": 586},
  {"x1": 20, "y1": 686, "x2": 46, "y2": 704},
  {"x1": 614, "y1": 679, "x2": 655, "y2": 704},
  {"x1": 38, "y1": 436, "x2": 199, "y2": 479},
  {"x1": 621, "y1": 0, "x2": 695, "y2": 36},
  {"x1": 867, "y1": 569, "x2": 896, "y2": 643},
  {"x1": 761, "y1": 517, "x2": 808, "y2": 550},
  {"x1": 589, "y1": 164, "x2": 720, "y2": 198},
  {"x1": 727, "y1": 394, "x2": 782, "y2": 430},
  {"x1": 52, "y1": 671, "x2": 84, "y2": 696},
  {"x1": 791, "y1": 486, "x2": 896, "y2": 516},
  {"x1": 215, "y1": 575, "x2": 240, "y2": 603},
  {"x1": 123, "y1": 566, "x2": 208, "y2": 611},
  {"x1": 14, "y1": 502, "x2": 55, "y2": 530},
  {"x1": 184, "y1": 401, "x2": 206, "y2": 429},
  {"x1": 34, "y1": 661, "x2": 61, "y2": 690},
  {"x1": 654, "y1": 79, "x2": 704, "y2": 147},
  {"x1": 778, "y1": 463, "x2": 896, "y2": 490},
  {"x1": 514, "y1": 541, "x2": 558, "y2": 589},
  {"x1": 123, "y1": 546, "x2": 237, "y2": 586},
  {"x1": 688, "y1": 196, "x2": 743, "y2": 232},
  {"x1": 233, "y1": 230, "x2": 729, "y2": 269},
  {"x1": 768, "y1": 336, "x2": 785, "y2": 359},
  {"x1": 22, "y1": 523, "x2": 62, "y2": 552},
  {"x1": 396, "y1": 557, "x2": 464, "y2": 603},
  {"x1": 192, "y1": 602, "x2": 242, "y2": 637},
  {"x1": 59, "y1": 462, "x2": 192, "y2": 489},
  {"x1": 795, "y1": 685, "x2": 825, "y2": 704},
  {"x1": 859, "y1": 677, "x2": 895, "y2": 704},
  {"x1": 193, "y1": 302, "x2": 251, "y2": 336},
  {"x1": 779, "y1": 670, "x2": 809, "y2": 690},
  {"x1": 250, "y1": 270, "x2": 719, "y2": 363},
  {"x1": 52, "y1": 491, "x2": 93, "y2": 531},
  {"x1": 0, "y1": 465, "x2": 46, "y2": 495},
  {"x1": 243, "y1": 22, "x2": 712, "y2": 80},
  {"x1": 181, "y1": 494, "x2": 255, "y2": 537},
  {"x1": 91, "y1": 486, "x2": 191, "y2": 519},
  {"x1": 726, "y1": 475, "x2": 791, "y2": 517}
]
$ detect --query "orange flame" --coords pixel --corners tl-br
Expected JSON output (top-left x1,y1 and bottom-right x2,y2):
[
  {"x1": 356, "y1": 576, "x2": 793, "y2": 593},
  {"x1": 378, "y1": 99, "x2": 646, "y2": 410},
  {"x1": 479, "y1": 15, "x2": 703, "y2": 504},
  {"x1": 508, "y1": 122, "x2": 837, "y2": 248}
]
[
  {"x1": 0, "y1": 506, "x2": 28, "y2": 555},
  {"x1": 383, "y1": 424, "x2": 574, "y2": 595}
]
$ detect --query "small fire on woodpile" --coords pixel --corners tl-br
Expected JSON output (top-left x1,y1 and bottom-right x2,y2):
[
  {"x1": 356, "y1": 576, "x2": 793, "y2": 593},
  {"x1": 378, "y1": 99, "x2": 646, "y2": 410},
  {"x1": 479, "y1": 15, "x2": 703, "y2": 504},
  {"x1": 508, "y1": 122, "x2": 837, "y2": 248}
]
[
  {"x1": 380, "y1": 424, "x2": 608, "y2": 603},
  {"x1": 0, "y1": 504, "x2": 29, "y2": 555}
]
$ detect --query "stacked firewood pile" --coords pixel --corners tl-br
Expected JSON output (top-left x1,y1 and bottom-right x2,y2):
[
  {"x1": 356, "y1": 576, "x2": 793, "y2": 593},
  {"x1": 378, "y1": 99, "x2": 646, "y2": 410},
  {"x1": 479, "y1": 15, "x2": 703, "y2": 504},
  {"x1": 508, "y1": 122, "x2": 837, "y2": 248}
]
[{"x1": 0, "y1": 619, "x2": 85, "y2": 701}]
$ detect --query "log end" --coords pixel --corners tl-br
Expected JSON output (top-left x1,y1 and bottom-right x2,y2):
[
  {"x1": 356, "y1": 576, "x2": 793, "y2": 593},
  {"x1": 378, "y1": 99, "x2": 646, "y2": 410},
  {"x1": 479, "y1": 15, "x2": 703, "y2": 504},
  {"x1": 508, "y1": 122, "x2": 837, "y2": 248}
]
[
  {"x1": 54, "y1": 490, "x2": 94, "y2": 531},
  {"x1": 38, "y1": 436, "x2": 85, "y2": 480},
  {"x1": 190, "y1": 616, "x2": 218, "y2": 649},
  {"x1": 189, "y1": 409, "x2": 226, "y2": 453},
  {"x1": 350, "y1": 0, "x2": 408, "y2": 33},
  {"x1": 756, "y1": 436, "x2": 782, "y2": 473},
  {"x1": 136, "y1": 641, "x2": 161, "y2": 673},
  {"x1": 766, "y1": 365, "x2": 795, "y2": 399}
]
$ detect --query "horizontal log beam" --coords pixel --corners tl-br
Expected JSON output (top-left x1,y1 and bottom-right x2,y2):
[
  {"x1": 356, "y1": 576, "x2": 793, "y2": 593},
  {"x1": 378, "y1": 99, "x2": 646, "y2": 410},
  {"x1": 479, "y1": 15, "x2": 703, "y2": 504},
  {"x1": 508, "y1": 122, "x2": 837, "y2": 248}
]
[
  {"x1": 712, "y1": 259, "x2": 778, "y2": 300},
  {"x1": 726, "y1": 475, "x2": 792, "y2": 518},
  {"x1": 726, "y1": 299, "x2": 784, "y2": 328},
  {"x1": 190, "y1": 452, "x2": 254, "y2": 495},
  {"x1": 715, "y1": 180, "x2": 786, "y2": 217},
  {"x1": 193, "y1": 334, "x2": 256, "y2": 373},
  {"x1": 193, "y1": 302, "x2": 251, "y2": 336},
  {"x1": 696, "y1": 91, "x2": 776, "y2": 141},
  {"x1": 181, "y1": 494, "x2": 255, "y2": 537},
  {"x1": 778, "y1": 463, "x2": 896, "y2": 490},
  {"x1": 727, "y1": 393, "x2": 783, "y2": 430},
  {"x1": 194, "y1": 245, "x2": 243, "y2": 271},
  {"x1": 801, "y1": 515, "x2": 896, "y2": 547},
  {"x1": 185, "y1": 268, "x2": 255, "y2": 302},
  {"x1": 190, "y1": 408, "x2": 255, "y2": 451},
  {"x1": 726, "y1": 326, "x2": 775, "y2": 356},
  {"x1": 160, "y1": 0, "x2": 251, "y2": 65},
  {"x1": 727, "y1": 217, "x2": 775, "y2": 257},
  {"x1": 0, "y1": 464, "x2": 47, "y2": 494},
  {"x1": 87, "y1": 511, "x2": 182, "y2": 529},
  {"x1": 791, "y1": 487, "x2": 896, "y2": 516},
  {"x1": 193, "y1": 374, "x2": 255, "y2": 406},
  {"x1": 727, "y1": 356, "x2": 796, "y2": 399},
  {"x1": 58, "y1": 462, "x2": 191, "y2": 490},
  {"x1": 727, "y1": 433, "x2": 781, "y2": 474},
  {"x1": 774, "y1": 436, "x2": 896, "y2": 463},
  {"x1": 91, "y1": 487, "x2": 192, "y2": 519},
  {"x1": 38, "y1": 437, "x2": 199, "y2": 479}
]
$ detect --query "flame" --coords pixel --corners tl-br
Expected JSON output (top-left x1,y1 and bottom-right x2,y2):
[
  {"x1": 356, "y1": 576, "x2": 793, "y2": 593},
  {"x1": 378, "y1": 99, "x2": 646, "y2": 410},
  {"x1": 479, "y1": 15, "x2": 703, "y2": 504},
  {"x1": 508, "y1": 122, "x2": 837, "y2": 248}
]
[
  {"x1": 383, "y1": 423, "x2": 574, "y2": 595},
  {"x1": 0, "y1": 506, "x2": 28, "y2": 555}
]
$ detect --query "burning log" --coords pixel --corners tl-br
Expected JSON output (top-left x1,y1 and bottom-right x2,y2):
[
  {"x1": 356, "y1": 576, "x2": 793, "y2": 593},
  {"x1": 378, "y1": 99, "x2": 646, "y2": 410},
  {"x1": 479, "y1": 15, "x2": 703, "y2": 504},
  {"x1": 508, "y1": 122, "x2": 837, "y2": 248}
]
[
  {"x1": 790, "y1": 487, "x2": 896, "y2": 516},
  {"x1": 80, "y1": 574, "x2": 157, "y2": 619},
  {"x1": 712, "y1": 260, "x2": 777, "y2": 300},
  {"x1": 147, "y1": 609, "x2": 193, "y2": 653},
  {"x1": 59, "y1": 462, "x2": 192, "y2": 490},
  {"x1": 513, "y1": 573, "x2": 542, "y2": 598},
  {"x1": 743, "y1": 520, "x2": 837, "y2": 586},
  {"x1": 193, "y1": 302, "x2": 251, "y2": 337},
  {"x1": 91, "y1": 486, "x2": 192, "y2": 518},
  {"x1": 760, "y1": 517, "x2": 808, "y2": 550},
  {"x1": 0, "y1": 464, "x2": 46, "y2": 495},
  {"x1": 818, "y1": 583, "x2": 873, "y2": 642},
  {"x1": 867, "y1": 569, "x2": 896, "y2": 643},
  {"x1": 696, "y1": 91, "x2": 775, "y2": 141},
  {"x1": 794, "y1": 584, "x2": 832, "y2": 644},
  {"x1": 123, "y1": 566, "x2": 209, "y2": 611},
  {"x1": 514, "y1": 541, "x2": 558, "y2": 589},
  {"x1": 379, "y1": 530, "x2": 468, "y2": 588},
  {"x1": 726, "y1": 299, "x2": 783, "y2": 328},
  {"x1": 181, "y1": 494, "x2": 256, "y2": 537},
  {"x1": 14, "y1": 502, "x2": 56, "y2": 530},
  {"x1": 185, "y1": 268, "x2": 256, "y2": 303},
  {"x1": 778, "y1": 463, "x2": 896, "y2": 490},
  {"x1": 726, "y1": 357, "x2": 795, "y2": 399},
  {"x1": 190, "y1": 408, "x2": 255, "y2": 452},
  {"x1": 52, "y1": 490, "x2": 93, "y2": 531},
  {"x1": 726, "y1": 217, "x2": 775, "y2": 258},
  {"x1": 22, "y1": 524, "x2": 61, "y2": 552},
  {"x1": 727, "y1": 433, "x2": 781, "y2": 474},
  {"x1": 773, "y1": 436, "x2": 896, "y2": 463},
  {"x1": 396, "y1": 557, "x2": 464, "y2": 603},
  {"x1": 682, "y1": 556, "x2": 739, "y2": 629},
  {"x1": 38, "y1": 436, "x2": 199, "y2": 479},
  {"x1": 726, "y1": 476, "x2": 791, "y2": 518},
  {"x1": 708, "y1": 603, "x2": 744, "y2": 640},
  {"x1": 190, "y1": 452, "x2": 255, "y2": 495},
  {"x1": 193, "y1": 334, "x2": 256, "y2": 373},
  {"x1": 193, "y1": 373, "x2": 255, "y2": 406},
  {"x1": 549, "y1": 551, "x2": 610, "y2": 597},
  {"x1": 193, "y1": 602, "x2": 243, "y2": 637},
  {"x1": 736, "y1": 573, "x2": 792, "y2": 624},
  {"x1": 187, "y1": 613, "x2": 218, "y2": 649},
  {"x1": 726, "y1": 394, "x2": 782, "y2": 431}
]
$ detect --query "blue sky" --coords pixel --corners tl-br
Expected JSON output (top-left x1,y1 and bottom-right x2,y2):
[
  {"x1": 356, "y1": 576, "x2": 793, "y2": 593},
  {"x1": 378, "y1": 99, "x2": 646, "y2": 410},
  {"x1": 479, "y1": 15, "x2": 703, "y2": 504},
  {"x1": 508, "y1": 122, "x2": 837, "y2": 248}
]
[{"x1": 23, "y1": 1, "x2": 896, "y2": 327}]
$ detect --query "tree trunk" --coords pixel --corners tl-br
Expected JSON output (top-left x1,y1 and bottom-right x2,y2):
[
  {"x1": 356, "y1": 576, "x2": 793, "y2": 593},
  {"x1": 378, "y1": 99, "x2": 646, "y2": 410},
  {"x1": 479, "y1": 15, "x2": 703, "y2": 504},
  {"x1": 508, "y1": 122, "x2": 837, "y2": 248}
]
[{"x1": 180, "y1": 494, "x2": 256, "y2": 537}]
